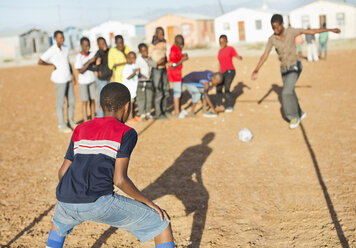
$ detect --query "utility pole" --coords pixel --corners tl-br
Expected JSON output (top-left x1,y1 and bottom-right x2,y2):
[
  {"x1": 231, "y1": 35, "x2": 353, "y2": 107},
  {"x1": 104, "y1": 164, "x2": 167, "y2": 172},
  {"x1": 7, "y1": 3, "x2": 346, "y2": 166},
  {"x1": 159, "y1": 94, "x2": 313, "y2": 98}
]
[{"x1": 217, "y1": 0, "x2": 224, "y2": 14}]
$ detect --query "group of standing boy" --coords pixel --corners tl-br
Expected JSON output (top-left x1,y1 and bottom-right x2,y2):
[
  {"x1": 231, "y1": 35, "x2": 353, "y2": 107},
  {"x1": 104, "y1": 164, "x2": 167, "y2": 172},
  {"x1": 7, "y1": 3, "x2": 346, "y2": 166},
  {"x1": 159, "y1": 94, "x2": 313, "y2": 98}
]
[{"x1": 44, "y1": 14, "x2": 341, "y2": 248}]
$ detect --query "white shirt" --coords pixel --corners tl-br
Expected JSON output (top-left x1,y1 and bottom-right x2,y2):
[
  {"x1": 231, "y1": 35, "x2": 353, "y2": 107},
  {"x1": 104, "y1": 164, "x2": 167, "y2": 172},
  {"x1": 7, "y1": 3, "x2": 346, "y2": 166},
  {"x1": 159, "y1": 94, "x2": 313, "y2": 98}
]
[
  {"x1": 122, "y1": 63, "x2": 138, "y2": 99},
  {"x1": 136, "y1": 54, "x2": 151, "y2": 81},
  {"x1": 74, "y1": 52, "x2": 96, "y2": 85},
  {"x1": 40, "y1": 45, "x2": 72, "y2": 84}
]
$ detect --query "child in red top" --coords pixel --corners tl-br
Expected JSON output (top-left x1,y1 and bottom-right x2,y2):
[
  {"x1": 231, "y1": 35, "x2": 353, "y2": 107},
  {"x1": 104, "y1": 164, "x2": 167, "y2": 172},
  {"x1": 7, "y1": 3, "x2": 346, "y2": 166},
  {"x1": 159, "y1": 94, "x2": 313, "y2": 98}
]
[
  {"x1": 167, "y1": 35, "x2": 188, "y2": 116},
  {"x1": 217, "y1": 34, "x2": 242, "y2": 113}
]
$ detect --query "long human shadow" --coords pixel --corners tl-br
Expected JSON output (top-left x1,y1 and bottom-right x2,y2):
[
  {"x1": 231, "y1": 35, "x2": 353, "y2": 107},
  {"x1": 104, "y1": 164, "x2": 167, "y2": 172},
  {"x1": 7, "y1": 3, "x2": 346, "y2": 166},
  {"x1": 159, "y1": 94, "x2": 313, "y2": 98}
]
[
  {"x1": 257, "y1": 84, "x2": 312, "y2": 122},
  {"x1": 91, "y1": 133, "x2": 214, "y2": 248},
  {"x1": 299, "y1": 123, "x2": 349, "y2": 247},
  {"x1": 1, "y1": 204, "x2": 55, "y2": 247}
]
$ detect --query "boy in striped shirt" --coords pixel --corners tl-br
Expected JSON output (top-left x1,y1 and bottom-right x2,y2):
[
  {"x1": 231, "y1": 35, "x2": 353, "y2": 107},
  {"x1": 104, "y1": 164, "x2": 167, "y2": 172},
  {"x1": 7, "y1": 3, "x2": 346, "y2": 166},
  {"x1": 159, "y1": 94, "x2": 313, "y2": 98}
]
[{"x1": 46, "y1": 83, "x2": 174, "y2": 248}]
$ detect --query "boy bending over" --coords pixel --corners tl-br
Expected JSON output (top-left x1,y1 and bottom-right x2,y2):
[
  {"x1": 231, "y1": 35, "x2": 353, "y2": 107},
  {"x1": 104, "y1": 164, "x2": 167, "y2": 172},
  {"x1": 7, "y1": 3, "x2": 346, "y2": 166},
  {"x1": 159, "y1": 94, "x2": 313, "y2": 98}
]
[
  {"x1": 46, "y1": 83, "x2": 174, "y2": 248},
  {"x1": 182, "y1": 70, "x2": 222, "y2": 118}
]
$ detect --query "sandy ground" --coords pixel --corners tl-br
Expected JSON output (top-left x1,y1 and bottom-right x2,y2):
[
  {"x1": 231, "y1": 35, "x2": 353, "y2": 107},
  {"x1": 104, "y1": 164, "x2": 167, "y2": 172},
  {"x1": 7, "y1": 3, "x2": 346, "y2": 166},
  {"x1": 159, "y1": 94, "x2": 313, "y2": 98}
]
[{"x1": 0, "y1": 50, "x2": 355, "y2": 248}]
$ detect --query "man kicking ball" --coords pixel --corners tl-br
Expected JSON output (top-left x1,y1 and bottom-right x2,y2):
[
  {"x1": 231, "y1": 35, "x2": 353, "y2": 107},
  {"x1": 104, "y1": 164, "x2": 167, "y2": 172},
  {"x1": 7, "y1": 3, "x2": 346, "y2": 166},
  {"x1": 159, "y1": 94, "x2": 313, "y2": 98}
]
[{"x1": 251, "y1": 14, "x2": 340, "y2": 129}]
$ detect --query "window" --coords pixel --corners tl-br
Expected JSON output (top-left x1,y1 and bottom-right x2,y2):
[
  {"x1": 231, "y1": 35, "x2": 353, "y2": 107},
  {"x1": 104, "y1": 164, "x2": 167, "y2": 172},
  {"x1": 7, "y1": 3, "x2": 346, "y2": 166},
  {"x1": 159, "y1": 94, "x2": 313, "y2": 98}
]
[
  {"x1": 223, "y1": 22, "x2": 230, "y2": 30},
  {"x1": 255, "y1": 20, "x2": 262, "y2": 30},
  {"x1": 336, "y1": 13, "x2": 345, "y2": 26},
  {"x1": 301, "y1": 15, "x2": 310, "y2": 28},
  {"x1": 182, "y1": 24, "x2": 191, "y2": 36}
]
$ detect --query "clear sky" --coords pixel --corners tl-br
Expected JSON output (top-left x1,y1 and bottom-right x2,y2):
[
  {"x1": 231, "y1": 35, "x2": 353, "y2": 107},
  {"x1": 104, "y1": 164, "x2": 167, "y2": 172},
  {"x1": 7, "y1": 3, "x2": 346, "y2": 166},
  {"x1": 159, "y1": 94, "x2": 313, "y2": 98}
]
[{"x1": 0, "y1": 0, "x2": 355, "y2": 34}]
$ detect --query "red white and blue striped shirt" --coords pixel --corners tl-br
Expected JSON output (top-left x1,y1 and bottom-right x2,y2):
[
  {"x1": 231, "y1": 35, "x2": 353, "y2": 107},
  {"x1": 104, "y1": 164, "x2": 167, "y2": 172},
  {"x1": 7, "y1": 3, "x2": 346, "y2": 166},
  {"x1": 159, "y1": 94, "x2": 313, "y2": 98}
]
[{"x1": 56, "y1": 117, "x2": 137, "y2": 203}]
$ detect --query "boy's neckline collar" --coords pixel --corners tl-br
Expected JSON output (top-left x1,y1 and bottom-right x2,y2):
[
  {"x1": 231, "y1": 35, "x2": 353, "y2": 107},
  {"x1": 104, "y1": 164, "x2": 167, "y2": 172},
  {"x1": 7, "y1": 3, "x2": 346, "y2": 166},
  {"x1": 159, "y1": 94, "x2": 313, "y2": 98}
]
[{"x1": 80, "y1": 51, "x2": 90, "y2": 56}]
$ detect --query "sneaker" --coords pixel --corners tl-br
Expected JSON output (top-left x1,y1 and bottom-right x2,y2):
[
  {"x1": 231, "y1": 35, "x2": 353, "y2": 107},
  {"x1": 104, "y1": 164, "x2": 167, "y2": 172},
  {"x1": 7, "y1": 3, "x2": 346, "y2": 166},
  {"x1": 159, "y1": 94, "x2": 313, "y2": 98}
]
[
  {"x1": 225, "y1": 107, "x2": 234, "y2": 113},
  {"x1": 69, "y1": 122, "x2": 78, "y2": 129},
  {"x1": 145, "y1": 114, "x2": 153, "y2": 120},
  {"x1": 58, "y1": 126, "x2": 72, "y2": 133},
  {"x1": 178, "y1": 109, "x2": 188, "y2": 119},
  {"x1": 289, "y1": 118, "x2": 301, "y2": 129},
  {"x1": 203, "y1": 112, "x2": 218, "y2": 118},
  {"x1": 300, "y1": 112, "x2": 307, "y2": 121}
]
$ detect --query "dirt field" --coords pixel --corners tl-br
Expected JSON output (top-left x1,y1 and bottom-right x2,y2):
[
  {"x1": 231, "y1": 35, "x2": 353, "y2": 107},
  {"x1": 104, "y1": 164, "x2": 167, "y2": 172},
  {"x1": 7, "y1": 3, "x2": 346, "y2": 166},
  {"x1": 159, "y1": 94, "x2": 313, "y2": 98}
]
[{"x1": 0, "y1": 50, "x2": 355, "y2": 248}]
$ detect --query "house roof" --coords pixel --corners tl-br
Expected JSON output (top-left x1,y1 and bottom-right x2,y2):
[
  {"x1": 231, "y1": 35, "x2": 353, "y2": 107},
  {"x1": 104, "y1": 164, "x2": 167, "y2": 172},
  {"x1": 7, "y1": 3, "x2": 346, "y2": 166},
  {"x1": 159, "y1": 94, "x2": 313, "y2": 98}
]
[
  {"x1": 176, "y1": 13, "x2": 213, "y2": 20},
  {"x1": 291, "y1": 0, "x2": 356, "y2": 11},
  {"x1": 20, "y1": 28, "x2": 48, "y2": 37}
]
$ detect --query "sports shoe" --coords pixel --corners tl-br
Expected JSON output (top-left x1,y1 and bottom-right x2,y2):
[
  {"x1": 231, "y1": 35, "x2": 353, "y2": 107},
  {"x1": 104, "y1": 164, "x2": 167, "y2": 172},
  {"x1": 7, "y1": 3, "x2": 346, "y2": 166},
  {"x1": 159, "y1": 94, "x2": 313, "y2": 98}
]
[
  {"x1": 69, "y1": 122, "x2": 78, "y2": 129},
  {"x1": 289, "y1": 118, "x2": 301, "y2": 129},
  {"x1": 225, "y1": 107, "x2": 234, "y2": 113},
  {"x1": 145, "y1": 114, "x2": 153, "y2": 120},
  {"x1": 203, "y1": 112, "x2": 218, "y2": 118},
  {"x1": 58, "y1": 126, "x2": 72, "y2": 133},
  {"x1": 300, "y1": 112, "x2": 307, "y2": 121}
]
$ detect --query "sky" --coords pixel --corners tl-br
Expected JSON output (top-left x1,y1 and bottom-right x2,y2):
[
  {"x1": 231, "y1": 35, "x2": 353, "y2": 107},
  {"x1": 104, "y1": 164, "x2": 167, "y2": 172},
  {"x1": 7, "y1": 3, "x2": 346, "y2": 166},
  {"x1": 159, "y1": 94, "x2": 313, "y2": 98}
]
[{"x1": 0, "y1": 0, "x2": 355, "y2": 34}]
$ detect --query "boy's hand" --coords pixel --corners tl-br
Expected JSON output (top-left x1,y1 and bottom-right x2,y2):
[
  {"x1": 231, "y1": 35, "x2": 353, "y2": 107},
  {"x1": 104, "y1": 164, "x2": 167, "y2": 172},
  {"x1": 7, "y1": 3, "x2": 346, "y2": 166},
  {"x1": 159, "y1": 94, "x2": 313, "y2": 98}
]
[
  {"x1": 157, "y1": 57, "x2": 166, "y2": 66},
  {"x1": 167, "y1": 62, "x2": 172, "y2": 67},
  {"x1": 251, "y1": 70, "x2": 258, "y2": 81},
  {"x1": 182, "y1": 53, "x2": 189, "y2": 61},
  {"x1": 96, "y1": 57, "x2": 102, "y2": 66},
  {"x1": 135, "y1": 68, "x2": 140, "y2": 73},
  {"x1": 332, "y1": 28, "x2": 341, "y2": 34},
  {"x1": 147, "y1": 201, "x2": 171, "y2": 222},
  {"x1": 237, "y1": 56, "x2": 243, "y2": 60}
]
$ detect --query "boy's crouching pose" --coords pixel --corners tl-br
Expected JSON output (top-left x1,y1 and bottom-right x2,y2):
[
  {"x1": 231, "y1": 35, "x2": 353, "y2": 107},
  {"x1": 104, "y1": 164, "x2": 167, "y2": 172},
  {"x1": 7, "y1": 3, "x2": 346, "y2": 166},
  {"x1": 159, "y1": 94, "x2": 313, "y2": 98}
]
[{"x1": 46, "y1": 83, "x2": 174, "y2": 248}]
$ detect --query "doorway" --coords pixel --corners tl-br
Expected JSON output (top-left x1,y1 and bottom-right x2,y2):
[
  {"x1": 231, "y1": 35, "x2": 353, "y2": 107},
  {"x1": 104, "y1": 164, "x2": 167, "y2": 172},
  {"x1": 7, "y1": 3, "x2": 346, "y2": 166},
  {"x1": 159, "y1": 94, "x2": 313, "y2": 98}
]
[
  {"x1": 319, "y1": 15, "x2": 326, "y2": 28},
  {"x1": 167, "y1": 26, "x2": 175, "y2": 45},
  {"x1": 238, "y1": 21, "x2": 245, "y2": 41},
  {"x1": 33, "y1": 38, "x2": 37, "y2": 53}
]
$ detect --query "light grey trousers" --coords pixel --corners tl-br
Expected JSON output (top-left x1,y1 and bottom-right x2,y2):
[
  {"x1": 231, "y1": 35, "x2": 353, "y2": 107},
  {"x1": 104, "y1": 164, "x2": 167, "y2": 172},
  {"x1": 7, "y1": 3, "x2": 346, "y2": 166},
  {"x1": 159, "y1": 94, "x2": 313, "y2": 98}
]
[
  {"x1": 281, "y1": 61, "x2": 303, "y2": 121},
  {"x1": 54, "y1": 81, "x2": 75, "y2": 128}
]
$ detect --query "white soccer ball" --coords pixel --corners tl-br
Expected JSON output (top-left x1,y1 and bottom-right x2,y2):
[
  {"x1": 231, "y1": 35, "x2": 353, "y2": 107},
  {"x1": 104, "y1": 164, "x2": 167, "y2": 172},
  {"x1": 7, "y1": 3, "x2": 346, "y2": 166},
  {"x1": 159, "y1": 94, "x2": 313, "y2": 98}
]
[{"x1": 238, "y1": 128, "x2": 253, "y2": 142}]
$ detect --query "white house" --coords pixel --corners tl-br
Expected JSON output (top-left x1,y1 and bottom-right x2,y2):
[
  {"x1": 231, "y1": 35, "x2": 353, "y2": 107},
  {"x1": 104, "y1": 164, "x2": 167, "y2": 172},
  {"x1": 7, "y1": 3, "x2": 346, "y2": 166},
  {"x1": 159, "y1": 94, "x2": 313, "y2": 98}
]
[
  {"x1": 214, "y1": 7, "x2": 287, "y2": 43},
  {"x1": 83, "y1": 19, "x2": 147, "y2": 52},
  {"x1": 289, "y1": 0, "x2": 356, "y2": 39},
  {"x1": 0, "y1": 32, "x2": 21, "y2": 60}
]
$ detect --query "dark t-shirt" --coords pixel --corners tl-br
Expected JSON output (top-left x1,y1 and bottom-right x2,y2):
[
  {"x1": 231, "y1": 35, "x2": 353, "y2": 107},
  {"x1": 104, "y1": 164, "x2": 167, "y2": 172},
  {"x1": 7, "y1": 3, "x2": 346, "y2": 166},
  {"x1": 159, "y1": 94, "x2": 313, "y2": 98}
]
[
  {"x1": 182, "y1": 70, "x2": 213, "y2": 88},
  {"x1": 56, "y1": 117, "x2": 137, "y2": 203},
  {"x1": 94, "y1": 49, "x2": 112, "y2": 81}
]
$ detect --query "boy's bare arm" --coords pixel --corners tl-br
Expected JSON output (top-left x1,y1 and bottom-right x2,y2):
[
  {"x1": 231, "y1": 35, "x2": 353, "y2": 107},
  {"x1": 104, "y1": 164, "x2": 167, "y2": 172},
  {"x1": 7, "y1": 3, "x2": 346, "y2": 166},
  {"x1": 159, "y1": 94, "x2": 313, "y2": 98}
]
[
  {"x1": 114, "y1": 158, "x2": 170, "y2": 221},
  {"x1": 78, "y1": 57, "x2": 96, "y2": 74},
  {"x1": 302, "y1": 28, "x2": 340, "y2": 35},
  {"x1": 127, "y1": 69, "x2": 139, "y2": 80},
  {"x1": 168, "y1": 53, "x2": 189, "y2": 69},
  {"x1": 203, "y1": 83, "x2": 217, "y2": 114},
  {"x1": 58, "y1": 159, "x2": 72, "y2": 180},
  {"x1": 38, "y1": 59, "x2": 52, "y2": 66},
  {"x1": 251, "y1": 49, "x2": 271, "y2": 80}
]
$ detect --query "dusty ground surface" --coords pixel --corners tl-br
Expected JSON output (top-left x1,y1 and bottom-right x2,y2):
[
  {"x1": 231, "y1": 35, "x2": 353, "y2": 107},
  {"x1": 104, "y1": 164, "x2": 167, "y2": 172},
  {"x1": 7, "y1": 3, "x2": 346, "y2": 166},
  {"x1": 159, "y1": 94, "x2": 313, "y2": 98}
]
[{"x1": 0, "y1": 50, "x2": 355, "y2": 248}]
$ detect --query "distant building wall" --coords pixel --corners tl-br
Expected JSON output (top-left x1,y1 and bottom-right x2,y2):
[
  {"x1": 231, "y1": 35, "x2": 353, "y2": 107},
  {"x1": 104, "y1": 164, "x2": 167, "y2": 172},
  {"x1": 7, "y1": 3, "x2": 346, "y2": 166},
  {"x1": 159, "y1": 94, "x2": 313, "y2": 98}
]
[
  {"x1": 19, "y1": 30, "x2": 50, "y2": 56},
  {"x1": 289, "y1": 0, "x2": 356, "y2": 39},
  {"x1": 0, "y1": 36, "x2": 20, "y2": 59},
  {"x1": 64, "y1": 27, "x2": 83, "y2": 52},
  {"x1": 145, "y1": 14, "x2": 215, "y2": 47}
]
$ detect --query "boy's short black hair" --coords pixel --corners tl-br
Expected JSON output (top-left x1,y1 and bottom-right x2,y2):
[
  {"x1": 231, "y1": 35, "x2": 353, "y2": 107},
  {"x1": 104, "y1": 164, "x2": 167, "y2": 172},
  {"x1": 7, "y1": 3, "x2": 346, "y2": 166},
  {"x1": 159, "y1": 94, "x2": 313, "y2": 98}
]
[
  {"x1": 100, "y1": 83, "x2": 131, "y2": 113},
  {"x1": 175, "y1": 35, "x2": 184, "y2": 45},
  {"x1": 80, "y1": 37, "x2": 90, "y2": 44},
  {"x1": 155, "y1": 27, "x2": 164, "y2": 34},
  {"x1": 54, "y1": 30, "x2": 63, "y2": 38},
  {"x1": 115, "y1": 35, "x2": 124, "y2": 42},
  {"x1": 97, "y1": 36, "x2": 106, "y2": 43},
  {"x1": 138, "y1": 43, "x2": 147, "y2": 51},
  {"x1": 219, "y1": 34, "x2": 227, "y2": 40},
  {"x1": 271, "y1": 14, "x2": 283, "y2": 24},
  {"x1": 128, "y1": 51, "x2": 136, "y2": 57}
]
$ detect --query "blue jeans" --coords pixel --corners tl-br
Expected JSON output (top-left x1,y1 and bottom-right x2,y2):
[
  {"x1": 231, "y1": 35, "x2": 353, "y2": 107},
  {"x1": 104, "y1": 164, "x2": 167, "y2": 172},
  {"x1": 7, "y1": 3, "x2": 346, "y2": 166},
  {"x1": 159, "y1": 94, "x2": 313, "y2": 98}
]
[
  {"x1": 53, "y1": 194, "x2": 169, "y2": 242},
  {"x1": 96, "y1": 79, "x2": 110, "y2": 117},
  {"x1": 184, "y1": 83, "x2": 204, "y2": 103},
  {"x1": 319, "y1": 42, "x2": 327, "y2": 55}
]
